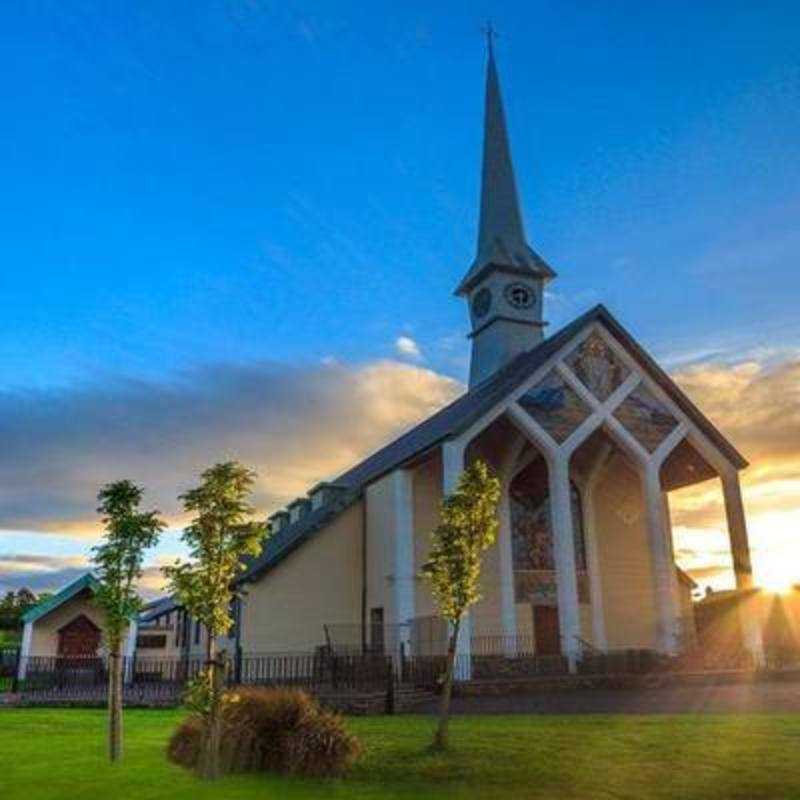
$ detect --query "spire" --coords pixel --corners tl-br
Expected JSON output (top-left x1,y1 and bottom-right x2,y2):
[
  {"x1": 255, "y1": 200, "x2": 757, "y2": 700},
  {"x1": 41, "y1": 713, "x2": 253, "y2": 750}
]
[{"x1": 455, "y1": 33, "x2": 555, "y2": 296}]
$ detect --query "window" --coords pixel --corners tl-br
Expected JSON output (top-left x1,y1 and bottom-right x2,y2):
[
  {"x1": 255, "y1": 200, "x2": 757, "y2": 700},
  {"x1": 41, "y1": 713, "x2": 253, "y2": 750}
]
[
  {"x1": 510, "y1": 458, "x2": 588, "y2": 605},
  {"x1": 136, "y1": 634, "x2": 167, "y2": 649}
]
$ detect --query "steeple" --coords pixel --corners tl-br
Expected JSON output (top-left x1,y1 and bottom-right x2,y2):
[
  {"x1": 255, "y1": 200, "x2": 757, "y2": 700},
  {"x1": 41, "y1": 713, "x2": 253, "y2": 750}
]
[{"x1": 457, "y1": 33, "x2": 556, "y2": 388}]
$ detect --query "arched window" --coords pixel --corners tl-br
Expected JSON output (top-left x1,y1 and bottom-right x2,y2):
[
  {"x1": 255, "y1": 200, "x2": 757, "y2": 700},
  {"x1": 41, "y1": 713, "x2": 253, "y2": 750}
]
[{"x1": 510, "y1": 457, "x2": 588, "y2": 604}]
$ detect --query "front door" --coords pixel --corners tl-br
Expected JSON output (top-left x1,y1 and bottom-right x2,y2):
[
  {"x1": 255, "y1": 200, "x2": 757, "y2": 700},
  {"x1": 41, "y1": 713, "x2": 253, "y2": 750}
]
[
  {"x1": 57, "y1": 615, "x2": 101, "y2": 657},
  {"x1": 533, "y1": 605, "x2": 561, "y2": 655}
]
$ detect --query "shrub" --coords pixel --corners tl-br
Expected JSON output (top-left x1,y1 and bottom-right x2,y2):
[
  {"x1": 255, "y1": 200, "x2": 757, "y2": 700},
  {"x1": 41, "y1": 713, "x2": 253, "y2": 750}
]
[{"x1": 167, "y1": 687, "x2": 362, "y2": 778}]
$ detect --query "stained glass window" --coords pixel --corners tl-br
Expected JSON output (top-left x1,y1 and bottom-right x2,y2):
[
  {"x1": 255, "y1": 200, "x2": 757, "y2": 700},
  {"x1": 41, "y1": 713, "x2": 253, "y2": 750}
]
[
  {"x1": 565, "y1": 332, "x2": 630, "y2": 401},
  {"x1": 613, "y1": 385, "x2": 678, "y2": 452},
  {"x1": 510, "y1": 459, "x2": 588, "y2": 605},
  {"x1": 518, "y1": 371, "x2": 591, "y2": 444}
]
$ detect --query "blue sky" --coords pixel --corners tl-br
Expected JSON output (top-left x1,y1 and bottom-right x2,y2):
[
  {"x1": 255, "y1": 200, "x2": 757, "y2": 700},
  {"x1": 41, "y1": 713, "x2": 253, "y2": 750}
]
[{"x1": 1, "y1": 2, "x2": 799, "y2": 595}]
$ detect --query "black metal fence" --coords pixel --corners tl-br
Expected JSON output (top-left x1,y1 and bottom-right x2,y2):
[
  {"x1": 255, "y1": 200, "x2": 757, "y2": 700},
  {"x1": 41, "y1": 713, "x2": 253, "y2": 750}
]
[
  {"x1": 0, "y1": 648, "x2": 19, "y2": 691},
  {"x1": 4, "y1": 642, "x2": 771, "y2": 703},
  {"x1": 11, "y1": 649, "x2": 440, "y2": 701}
]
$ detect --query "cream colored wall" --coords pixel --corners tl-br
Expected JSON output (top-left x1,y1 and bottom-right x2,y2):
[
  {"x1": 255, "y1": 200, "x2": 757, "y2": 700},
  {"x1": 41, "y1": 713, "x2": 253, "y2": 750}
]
[
  {"x1": 410, "y1": 451, "x2": 506, "y2": 638},
  {"x1": 365, "y1": 476, "x2": 393, "y2": 623},
  {"x1": 579, "y1": 604, "x2": 594, "y2": 647},
  {"x1": 29, "y1": 595, "x2": 109, "y2": 657},
  {"x1": 471, "y1": 528, "x2": 505, "y2": 634},
  {"x1": 240, "y1": 501, "x2": 363, "y2": 653},
  {"x1": 591, "y1": 453, "x2": 660, "y2": 650},
  {"x1": 412, "y1": 455, "x2": 441, "y2": 620}
]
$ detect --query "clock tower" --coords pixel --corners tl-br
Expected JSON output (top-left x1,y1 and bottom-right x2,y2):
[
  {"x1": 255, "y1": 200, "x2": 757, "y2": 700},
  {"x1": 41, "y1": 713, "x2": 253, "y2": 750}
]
[{"x1": 456, "y1": 37, "x2": 556, "y2": 388}]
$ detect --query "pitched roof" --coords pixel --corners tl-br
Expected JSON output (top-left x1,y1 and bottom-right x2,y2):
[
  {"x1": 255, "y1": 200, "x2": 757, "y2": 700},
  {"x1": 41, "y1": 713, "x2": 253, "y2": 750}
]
[
  {"x1": 236, "y1": 304, "x2": 746, "y2": 585},
  {"x1": 21, "y1": 572, "x2": 101, "y2": 624},
  {"x1": 138, "y1": 595, "x2": 180, "y2": 623}
]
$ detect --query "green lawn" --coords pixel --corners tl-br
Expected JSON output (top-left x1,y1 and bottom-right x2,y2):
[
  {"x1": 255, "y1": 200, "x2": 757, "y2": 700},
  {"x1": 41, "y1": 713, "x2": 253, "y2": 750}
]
[{"x1": 4, "y1": 708, "x2": 800, "y2": 799}]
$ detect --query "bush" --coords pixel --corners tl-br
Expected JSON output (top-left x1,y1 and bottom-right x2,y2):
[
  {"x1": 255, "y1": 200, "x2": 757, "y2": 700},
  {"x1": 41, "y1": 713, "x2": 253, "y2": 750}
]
[{"x1": 167, "y1": 687, "x2": 362, "y2": 777}]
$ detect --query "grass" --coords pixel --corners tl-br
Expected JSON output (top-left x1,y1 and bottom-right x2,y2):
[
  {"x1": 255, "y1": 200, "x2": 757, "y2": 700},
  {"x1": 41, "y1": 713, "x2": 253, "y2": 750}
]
[{"x1": 4, "y1": 708, "x2": 800, "y2": 799}]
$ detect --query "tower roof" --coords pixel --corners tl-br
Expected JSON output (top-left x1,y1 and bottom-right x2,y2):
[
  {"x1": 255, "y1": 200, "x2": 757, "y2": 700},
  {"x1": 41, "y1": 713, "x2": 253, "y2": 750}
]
[{"x1": 455, "y1": 37, "x2": 555, "y2": 296}]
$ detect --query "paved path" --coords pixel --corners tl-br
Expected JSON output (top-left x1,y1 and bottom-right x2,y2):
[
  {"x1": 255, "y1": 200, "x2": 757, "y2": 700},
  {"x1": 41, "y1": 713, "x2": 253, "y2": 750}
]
[{"x1": 418, "y1": 682, "x2": 800, "y2": 715}]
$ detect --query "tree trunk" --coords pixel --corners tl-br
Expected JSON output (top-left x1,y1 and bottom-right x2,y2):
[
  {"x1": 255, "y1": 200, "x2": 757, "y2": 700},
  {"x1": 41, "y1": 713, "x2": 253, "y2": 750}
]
[
  {"x1": 433, "y1": 618, "x2": 460, "y2": 751},
  {"x1": 108, "y1": 641, "x2": 123, "y2": 762},
  {"x1": 202, "y1": 634, "x2": 224, "y2": 780}
]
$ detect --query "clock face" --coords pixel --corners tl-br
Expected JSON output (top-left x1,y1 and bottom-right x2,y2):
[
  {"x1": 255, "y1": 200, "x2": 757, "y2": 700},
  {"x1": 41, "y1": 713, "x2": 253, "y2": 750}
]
[
  {"x1": 504, "y1": 282, "x2": 535, "y2": 309},
  {"x1": 472, "y1": 287, "x2": 492, "y2": 319}
]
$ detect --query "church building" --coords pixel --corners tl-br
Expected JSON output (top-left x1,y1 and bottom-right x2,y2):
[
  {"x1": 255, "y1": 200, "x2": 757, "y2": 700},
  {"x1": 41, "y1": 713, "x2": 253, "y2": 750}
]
[{"x1": 234, "y1": 42, "x2": 763, "y2": 674}]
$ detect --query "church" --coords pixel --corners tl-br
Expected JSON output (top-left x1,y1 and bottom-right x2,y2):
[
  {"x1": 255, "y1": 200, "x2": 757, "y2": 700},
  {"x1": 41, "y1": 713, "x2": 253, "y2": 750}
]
[{"x1": 233, "y1": 42, "x2": 764, "y2": 674}]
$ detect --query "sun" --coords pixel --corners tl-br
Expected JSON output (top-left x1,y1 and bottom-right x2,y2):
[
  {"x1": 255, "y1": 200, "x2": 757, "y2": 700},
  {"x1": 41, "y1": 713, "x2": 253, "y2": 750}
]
[{"x1": 757, "y1": 555, "x2": 798, "y2": 594}]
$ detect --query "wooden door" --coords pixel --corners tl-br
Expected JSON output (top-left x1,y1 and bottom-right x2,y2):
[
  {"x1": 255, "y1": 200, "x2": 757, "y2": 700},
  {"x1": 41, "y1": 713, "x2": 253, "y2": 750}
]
[
  {"x1": 533, "y1": 605, "x2": 561, "y2": 655},
  {"x1": 57, "y1": 615, "x2": 101, "y2": 657}
]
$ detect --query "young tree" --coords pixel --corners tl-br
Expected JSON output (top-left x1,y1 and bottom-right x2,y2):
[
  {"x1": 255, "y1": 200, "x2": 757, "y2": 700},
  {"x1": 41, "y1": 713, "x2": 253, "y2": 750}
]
[
  {"x1": 421, "y1": 459, "x2": 500, "y2": 750},
  {"x1": 0, "y1": 588, "x2": 39, "y2": 632},
  {"x1": 164, "y1": 461, "x2": 265, "y2": 780},
  {"x1": 93, "y1": 480, "x2": 165, "y2": 762}
]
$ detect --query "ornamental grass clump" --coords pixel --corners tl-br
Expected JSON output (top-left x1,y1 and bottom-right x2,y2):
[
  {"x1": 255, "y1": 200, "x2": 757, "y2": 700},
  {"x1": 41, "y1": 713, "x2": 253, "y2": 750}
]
[{"x1": 167, "y1": 687, "x2": 362, "y2": 778}]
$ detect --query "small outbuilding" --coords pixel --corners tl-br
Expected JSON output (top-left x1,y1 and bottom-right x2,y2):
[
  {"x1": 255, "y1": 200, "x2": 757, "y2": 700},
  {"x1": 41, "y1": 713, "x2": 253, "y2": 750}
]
[{"x1": 17, "y1": 572, "x2": 136, "y2": 679}]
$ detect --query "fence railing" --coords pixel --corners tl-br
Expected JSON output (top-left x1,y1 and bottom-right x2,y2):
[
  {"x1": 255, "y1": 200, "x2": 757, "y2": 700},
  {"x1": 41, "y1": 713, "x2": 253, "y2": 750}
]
[
  {"x1": 6, "y1": 642, "x2": 785, "y2": 700},
  {"x1": 12, "y1": 650, "x2": 424, "y2": 698},
  {"x1": 0, "y1": 648, "x2": 19, "y2": 691}
]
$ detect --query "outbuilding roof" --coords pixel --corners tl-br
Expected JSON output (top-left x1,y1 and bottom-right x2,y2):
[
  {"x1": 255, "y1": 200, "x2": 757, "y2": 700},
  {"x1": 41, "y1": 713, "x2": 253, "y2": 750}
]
[{"x1": 21, "y1": 572, "x2": 101, "y2": 624}]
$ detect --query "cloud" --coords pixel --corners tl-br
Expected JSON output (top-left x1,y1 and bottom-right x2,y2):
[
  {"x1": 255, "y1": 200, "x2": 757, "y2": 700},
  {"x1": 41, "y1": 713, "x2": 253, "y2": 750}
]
[
  {"x1": 395, "y1": 335, "x2": 422, "y2": 360},
  {"x1": 3, "y1": 345, "x2": 797, "y2": 598},
  {"x1": 0, "y1": 553, "x2": 89, "y2": 594},
  {"x1": 0, "y1": 359, "x2": 461, "y2": 537},
  {"x1": 669, "y1": 356, "x2": 800, "y2": 590},
  {"x1": 0, "y1": 551, "x2": 179, "y2": 599}
]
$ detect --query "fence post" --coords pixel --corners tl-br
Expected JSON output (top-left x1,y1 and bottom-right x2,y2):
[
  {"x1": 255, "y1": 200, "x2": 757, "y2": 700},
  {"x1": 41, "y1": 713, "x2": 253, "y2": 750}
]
[
  {"x1": 234, "y1": 645, "x2": 242, "y2": 685},
  {"x1": 385, "y1": 657, "x2": 395, "y2": 715},
  {"x1": 11, "y1": 648, "x2": 20, "y2": 693}
]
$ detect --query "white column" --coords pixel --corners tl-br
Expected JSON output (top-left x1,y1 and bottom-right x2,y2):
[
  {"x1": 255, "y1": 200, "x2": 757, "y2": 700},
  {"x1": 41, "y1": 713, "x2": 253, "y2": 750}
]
[
  {"x1": 720, "y1": 469, "x2": 764, "y2": 665},
  {"x1": 583, "y1": 445, "x2": 611, "y2": 653},
  {"x1": 17, "y1": 621, "x2": 32, "y2": 681},
  {"x1": 391, "y1": 469, "x2": 415, "y2": 654},
  {"x1": 497, "y1": 486, "x2": 517, "y2": 655},
  {"x1": 721, "y1": 470, "x2": 754, "y2": 590},
  {"x1": 442, "y1": 438, "x2": 471, "y2": 679},
  {"x1": 124, "y1": 619, "x2": 138, "y2": 683},
  {"x1": 643, "y1": 464, "x2": 680, "y2": 654},
  {"x1": 548, "y1": 455, "x2": 582, "y2": 671},
  {"x1": 582, "y1": 487, "x2": 607, "y2": 653}
]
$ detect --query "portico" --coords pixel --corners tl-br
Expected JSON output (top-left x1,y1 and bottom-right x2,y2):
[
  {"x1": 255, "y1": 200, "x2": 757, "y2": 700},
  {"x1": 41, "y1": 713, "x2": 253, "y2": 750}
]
[{"x1": 376, "y1": 313, "x2": 761, "y2": 673}]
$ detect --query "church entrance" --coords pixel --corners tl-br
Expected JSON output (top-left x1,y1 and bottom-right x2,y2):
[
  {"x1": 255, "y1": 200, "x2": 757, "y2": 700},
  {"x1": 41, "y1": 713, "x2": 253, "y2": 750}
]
[
  {"x1": 510, "y1": 455, "x2": 588, "y2": 657},
  {"x1": 533, "y1": 605, "x2": 561, "y2": 655}
]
